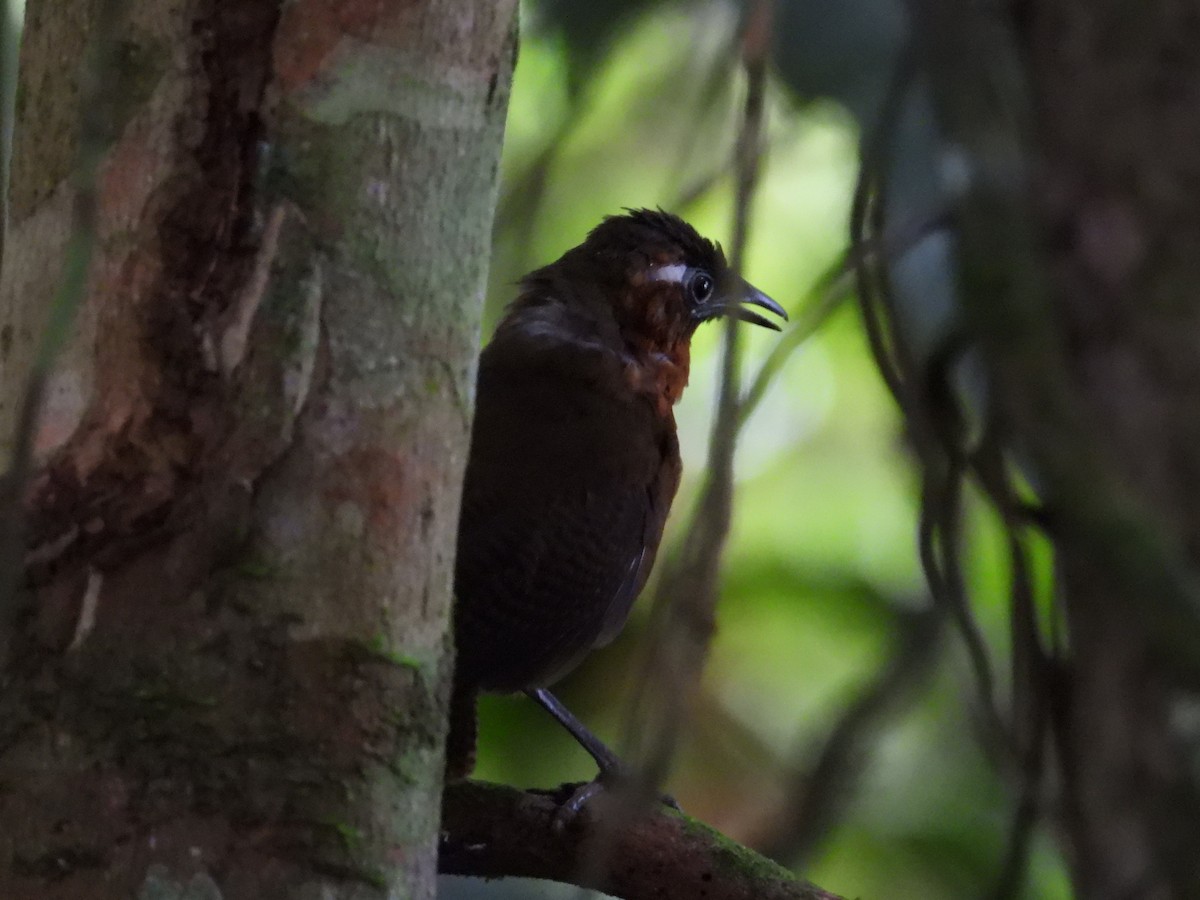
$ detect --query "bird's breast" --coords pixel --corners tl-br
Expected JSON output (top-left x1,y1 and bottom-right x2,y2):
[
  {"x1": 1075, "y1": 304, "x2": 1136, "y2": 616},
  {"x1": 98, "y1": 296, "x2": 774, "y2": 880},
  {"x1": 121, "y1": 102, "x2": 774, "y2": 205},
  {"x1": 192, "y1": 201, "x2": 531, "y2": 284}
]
[{"x1": 624, "y1": 340, "x2": 691, "y2": 418}]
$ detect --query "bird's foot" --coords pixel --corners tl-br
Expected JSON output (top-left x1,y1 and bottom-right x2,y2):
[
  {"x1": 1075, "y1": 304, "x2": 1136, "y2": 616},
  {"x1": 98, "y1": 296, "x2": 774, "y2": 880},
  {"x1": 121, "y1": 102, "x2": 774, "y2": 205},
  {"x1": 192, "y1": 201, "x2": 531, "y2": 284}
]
[
  {"x1": 545, "y1": 770, "x2": 680, "y2": 831},
  {"x1": 522, "y1": 689, "x2": 679, "y2": 827}
]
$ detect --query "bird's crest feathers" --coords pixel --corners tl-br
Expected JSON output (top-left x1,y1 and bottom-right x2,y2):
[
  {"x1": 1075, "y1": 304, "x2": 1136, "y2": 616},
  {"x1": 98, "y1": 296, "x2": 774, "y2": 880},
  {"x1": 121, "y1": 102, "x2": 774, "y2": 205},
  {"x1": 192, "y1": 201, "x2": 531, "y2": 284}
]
[{"x1": 584, "y1": 207, "x2": 725, "y2": 274}]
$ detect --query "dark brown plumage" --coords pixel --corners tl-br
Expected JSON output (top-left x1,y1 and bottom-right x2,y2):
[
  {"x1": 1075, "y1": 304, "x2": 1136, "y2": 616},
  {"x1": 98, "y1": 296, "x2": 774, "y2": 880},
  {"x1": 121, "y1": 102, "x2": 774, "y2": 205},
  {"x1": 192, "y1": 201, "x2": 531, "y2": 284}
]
[{"x1": 448, "y1": 209, "x2": 785, "y2": 783}]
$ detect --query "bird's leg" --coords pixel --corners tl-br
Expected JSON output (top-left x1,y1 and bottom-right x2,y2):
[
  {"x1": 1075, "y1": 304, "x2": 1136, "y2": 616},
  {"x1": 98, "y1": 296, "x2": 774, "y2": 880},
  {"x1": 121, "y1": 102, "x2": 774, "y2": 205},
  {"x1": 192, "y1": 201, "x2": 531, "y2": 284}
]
[
  {"x1": 526, "y1": 687, "x2": 679, "y2": 823},
  {"x1": 526, "y1": 687, "x2": 624, "y2": 774}
]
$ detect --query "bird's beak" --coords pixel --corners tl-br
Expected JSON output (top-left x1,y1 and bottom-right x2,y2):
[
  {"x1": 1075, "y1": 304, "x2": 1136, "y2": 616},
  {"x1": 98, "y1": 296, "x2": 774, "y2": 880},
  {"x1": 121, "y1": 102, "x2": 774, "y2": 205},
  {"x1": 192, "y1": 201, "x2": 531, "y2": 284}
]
[{"x1": 700, "y1": 276, "x2": 788, "y2": 331}]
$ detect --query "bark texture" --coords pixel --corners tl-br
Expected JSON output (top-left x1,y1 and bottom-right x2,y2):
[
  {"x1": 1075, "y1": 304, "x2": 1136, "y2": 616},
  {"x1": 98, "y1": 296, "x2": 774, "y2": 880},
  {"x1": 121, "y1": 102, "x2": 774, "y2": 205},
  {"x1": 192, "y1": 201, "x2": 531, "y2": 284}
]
[
  {"x1": 441, "y1": 780, "x2": 844, "y2": 900},
  {"x1": 1026, "y1": 5, "x2": 1200, "y2": 895},
  {"x1": 0, "y1": 0, "x2": 515, "y2": 898},
  {"x1": 917, "y1": 2, "x2": 1200, "y2": 897}
]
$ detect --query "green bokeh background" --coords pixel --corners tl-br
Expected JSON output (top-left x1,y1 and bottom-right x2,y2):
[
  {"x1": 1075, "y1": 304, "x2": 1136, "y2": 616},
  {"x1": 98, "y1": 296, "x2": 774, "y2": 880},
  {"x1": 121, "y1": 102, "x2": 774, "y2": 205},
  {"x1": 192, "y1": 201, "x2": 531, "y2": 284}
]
[
  {"x1": 461, "y1": 3, "x2": 1072, "y2": 898},
  {"x1": 0, "y1": 0, "x2": 1074, "y2": 894}
]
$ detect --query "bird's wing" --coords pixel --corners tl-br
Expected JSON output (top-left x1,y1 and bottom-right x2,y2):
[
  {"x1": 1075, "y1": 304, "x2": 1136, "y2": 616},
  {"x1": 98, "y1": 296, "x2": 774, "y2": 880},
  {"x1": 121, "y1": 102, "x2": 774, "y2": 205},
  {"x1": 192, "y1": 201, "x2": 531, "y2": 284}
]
[
  {"x1": 454, "y1": 460, "x2": 655, "y2": 690},
  {"x1": 592, "y1": 429, "x2": 680, "y2": 648},
  {"x1": 454, "y1": 343, "x2": 677, "y2": 691}
]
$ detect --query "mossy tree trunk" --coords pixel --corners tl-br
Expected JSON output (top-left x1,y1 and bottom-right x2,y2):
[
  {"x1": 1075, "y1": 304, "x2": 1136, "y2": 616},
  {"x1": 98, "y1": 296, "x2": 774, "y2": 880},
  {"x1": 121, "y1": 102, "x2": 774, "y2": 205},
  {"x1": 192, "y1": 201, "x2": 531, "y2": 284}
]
[{"x1": 0, "y1": 1, "x2": 515, "y2": 897}]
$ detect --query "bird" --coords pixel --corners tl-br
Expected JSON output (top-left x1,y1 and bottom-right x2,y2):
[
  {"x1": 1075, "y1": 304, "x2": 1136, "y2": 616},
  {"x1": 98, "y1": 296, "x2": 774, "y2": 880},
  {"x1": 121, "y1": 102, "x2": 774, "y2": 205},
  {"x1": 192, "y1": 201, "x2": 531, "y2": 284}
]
[{"x1": 447, "y1": 209, "x2": 786, "y2": 799}]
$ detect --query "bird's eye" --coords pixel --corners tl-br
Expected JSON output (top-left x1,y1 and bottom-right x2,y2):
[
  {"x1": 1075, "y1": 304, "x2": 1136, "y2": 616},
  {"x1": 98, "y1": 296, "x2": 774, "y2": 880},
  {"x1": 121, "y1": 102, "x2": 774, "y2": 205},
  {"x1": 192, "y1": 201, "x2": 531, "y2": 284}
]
[{"x1": 689, "y1": 270, "x2": 714, "y2": 304}]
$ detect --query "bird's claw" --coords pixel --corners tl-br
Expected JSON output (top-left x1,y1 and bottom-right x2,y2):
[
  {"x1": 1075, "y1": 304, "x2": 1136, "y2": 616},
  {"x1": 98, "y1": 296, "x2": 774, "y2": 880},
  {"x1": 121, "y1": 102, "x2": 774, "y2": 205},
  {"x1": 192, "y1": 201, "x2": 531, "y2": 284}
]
[
  {"x1": 553, "y1": 779, "x2": 605, "y2": 830},
  {"x1": 548, "y1": 774, "x2": 681, "y2": 832}
]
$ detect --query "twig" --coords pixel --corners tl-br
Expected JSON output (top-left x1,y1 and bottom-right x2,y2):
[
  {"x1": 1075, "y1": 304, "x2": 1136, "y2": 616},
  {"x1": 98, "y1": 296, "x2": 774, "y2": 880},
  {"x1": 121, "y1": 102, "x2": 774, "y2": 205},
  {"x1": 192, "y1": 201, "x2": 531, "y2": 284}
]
[
  {"x1": 675, "y1": 129, "x2": 796, "y2": 214},
  {"x1": 664, "y1": 25, "x2": 739, "y2": 207},
  {"x1": 861, "y1": 10, "x2": 1059, "y2": 894},
  {"x1": 440, "y1": 780, "x2": 844, "y2": 900},
  {"x1": 851, "y1": 44, "x2": 1010, "y2": 752},
  {"x1": 986, "y1": 537, "x2": 1043, "y2": 900},
  {"x1": 493, "y1": 111, "x2": 579, "y2": 276},
  {"x1": 740, "y1": 201, "x2": 952, "y2": 426},
  {"x1": 929, "y1": 454, "x2": 1006, "y2": 740},
  {"x1": 737, "y1": 264, "x2": 846, "y2": 426},
  {"x1": 970, "y1": 440, "x2": 1050, "y2": 900},
  {"x1": 575, "y1": 7, "x2": 777, "y2": 889},
  {"x1": 850, "y1": 66, "x2": 908, "y2": 404},
  {"x1": 761, "y1": 606, "x2": 943, "y2": 868},
  {"x1": 621, "y1": 0, "x2": 774, "y2": 797}
]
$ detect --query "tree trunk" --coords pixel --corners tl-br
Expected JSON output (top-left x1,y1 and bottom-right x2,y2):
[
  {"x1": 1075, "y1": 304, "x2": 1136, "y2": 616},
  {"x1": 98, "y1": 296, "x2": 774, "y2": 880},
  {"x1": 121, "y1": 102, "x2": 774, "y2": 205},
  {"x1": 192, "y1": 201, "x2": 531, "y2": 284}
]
[
  {"x1": 1025, "y1": 4, "x2": 1200, "y2": 895},
  {"x1": 919, "y1": 2, "x2": 1200, "y2": 896},
  {"x1": 0, "y1": 1, "x2": 515, "y2": 897}
]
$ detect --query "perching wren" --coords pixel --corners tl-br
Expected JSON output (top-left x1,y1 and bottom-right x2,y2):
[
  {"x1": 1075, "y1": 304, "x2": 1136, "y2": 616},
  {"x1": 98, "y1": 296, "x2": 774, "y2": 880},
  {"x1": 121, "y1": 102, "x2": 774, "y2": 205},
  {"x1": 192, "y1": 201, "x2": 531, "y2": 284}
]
[{"x1": 448, "y1": 209, "x2": 786, "y2": 797}]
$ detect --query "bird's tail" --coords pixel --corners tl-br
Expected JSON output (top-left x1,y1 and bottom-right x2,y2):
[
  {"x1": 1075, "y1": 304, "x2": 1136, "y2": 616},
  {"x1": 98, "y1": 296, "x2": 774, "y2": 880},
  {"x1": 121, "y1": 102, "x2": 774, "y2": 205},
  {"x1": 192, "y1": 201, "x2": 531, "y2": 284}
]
[{"x1": 444, "y1": 679, "x2": 478, "y2": 779}]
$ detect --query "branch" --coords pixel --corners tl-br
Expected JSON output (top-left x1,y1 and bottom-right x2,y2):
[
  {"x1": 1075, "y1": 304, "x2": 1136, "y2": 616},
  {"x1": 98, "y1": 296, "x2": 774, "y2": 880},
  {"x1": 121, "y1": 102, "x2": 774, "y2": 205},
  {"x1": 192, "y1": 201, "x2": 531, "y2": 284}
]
[{"x1": 440, "y1": 780, "x2": 843, "y2": 900}]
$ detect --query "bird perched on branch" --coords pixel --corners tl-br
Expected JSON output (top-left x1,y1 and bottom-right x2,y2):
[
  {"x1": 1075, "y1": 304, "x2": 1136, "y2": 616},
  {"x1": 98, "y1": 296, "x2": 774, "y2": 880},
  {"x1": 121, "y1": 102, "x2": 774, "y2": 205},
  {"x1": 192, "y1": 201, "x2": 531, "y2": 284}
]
[{"x1": 448, "y1": 209, "x2": 786, "y2": 800}]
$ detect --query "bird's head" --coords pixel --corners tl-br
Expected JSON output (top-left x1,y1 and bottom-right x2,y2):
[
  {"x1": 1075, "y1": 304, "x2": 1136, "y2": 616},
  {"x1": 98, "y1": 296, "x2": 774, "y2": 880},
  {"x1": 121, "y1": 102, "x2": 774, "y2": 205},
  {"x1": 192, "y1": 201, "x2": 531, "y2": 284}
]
[
  {"x1": 509, "y1": 209, "x2": 787, "y2": 410},
  {"x1": 556, "y1": 208, "x2": 787, "y2": 350}
]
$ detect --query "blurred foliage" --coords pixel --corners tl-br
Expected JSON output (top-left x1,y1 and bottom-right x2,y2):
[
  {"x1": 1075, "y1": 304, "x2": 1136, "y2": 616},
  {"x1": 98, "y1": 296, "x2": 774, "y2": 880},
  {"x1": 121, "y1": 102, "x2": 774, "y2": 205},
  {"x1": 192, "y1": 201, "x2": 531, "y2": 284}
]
[
  {"x1": 0, "y1": 0, "x2": 1073, "y2": 894},
  {"x1": 451, "y1": 1, "x2": 1074, "y2": 898}
]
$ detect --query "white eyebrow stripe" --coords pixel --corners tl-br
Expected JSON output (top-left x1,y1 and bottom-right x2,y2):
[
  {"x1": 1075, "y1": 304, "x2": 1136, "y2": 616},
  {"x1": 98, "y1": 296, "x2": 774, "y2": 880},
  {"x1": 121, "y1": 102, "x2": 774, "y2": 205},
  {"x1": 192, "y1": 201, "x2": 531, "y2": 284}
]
[{"x1": 649, "y1": 263, "x2": 687, "y2": 285}]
